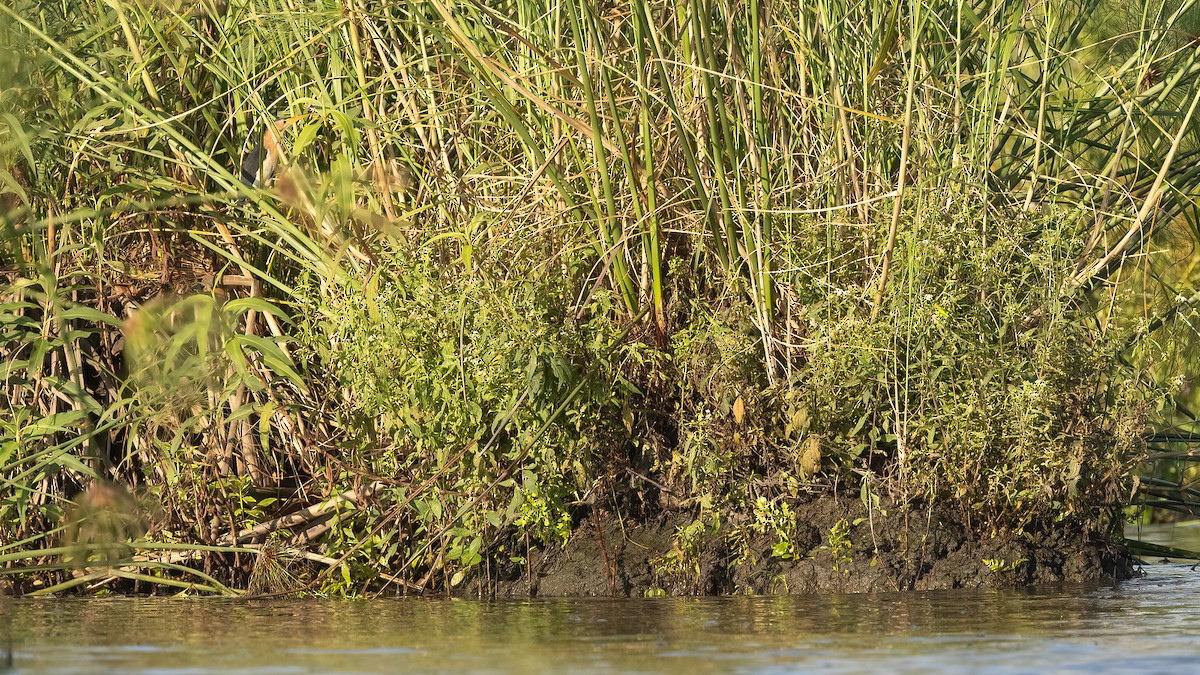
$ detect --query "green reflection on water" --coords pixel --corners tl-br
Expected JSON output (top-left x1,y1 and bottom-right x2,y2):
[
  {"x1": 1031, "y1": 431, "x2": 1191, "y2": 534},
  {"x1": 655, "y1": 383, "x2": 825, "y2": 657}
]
[{"x1": 1126, "y1": 521, "x2": 1200, "y2": 558}]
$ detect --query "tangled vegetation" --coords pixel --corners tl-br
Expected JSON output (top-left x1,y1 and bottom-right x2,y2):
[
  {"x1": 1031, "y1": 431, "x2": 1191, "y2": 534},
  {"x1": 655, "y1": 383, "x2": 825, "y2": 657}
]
[{"x1": 2, "y1": 0, "x2": 1200, "y2": 596}]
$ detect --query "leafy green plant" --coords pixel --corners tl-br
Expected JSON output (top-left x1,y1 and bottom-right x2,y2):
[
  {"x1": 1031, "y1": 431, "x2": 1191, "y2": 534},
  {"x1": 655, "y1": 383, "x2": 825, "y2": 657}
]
[
  {"x1": 750, "y1": 497, "x2": 800, "y2": 561},
  {"x1": 826, "y1": 519, "x2": 854, "y2": 579},
  {"x1": 653, "y1": 514, "x2": 718, "y2": 583},
  {"x1": 511, "y1": 471, "x2": 574, "y2": 548},
  {"x1": 983, "y1": 558, "x2": 1028, "y2": 574}
]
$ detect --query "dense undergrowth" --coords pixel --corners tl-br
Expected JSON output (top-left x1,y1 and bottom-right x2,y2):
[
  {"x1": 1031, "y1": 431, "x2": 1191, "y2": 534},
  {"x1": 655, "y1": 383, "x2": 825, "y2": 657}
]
[{"x1": 2, "y1": 0, "x2": 1200, "y2": 596}]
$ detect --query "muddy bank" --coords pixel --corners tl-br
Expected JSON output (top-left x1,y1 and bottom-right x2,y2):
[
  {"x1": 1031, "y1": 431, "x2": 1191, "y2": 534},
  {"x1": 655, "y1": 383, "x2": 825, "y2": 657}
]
[{"x1": 467, "y1": 497, "x2": 1136, "y2": 597}]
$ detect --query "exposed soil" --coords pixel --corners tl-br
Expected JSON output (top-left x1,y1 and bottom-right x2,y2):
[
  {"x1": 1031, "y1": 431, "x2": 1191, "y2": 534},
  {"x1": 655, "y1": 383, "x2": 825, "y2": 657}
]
[{"x1": 467, "y1": 496, "x2": 1136, "y2": 597}]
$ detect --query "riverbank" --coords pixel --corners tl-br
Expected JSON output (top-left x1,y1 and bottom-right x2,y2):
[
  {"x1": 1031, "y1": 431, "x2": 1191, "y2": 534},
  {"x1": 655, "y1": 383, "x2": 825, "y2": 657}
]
[
  {"x1": 470, "y1": 497, "x2": 1135, "y2": 597},
  {"x1": 4, "y1": 0, "x2": 1197, "y2": 599}
]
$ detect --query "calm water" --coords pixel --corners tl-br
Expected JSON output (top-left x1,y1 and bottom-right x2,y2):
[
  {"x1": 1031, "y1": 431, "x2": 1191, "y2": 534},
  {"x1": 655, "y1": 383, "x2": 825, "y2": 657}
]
[{"x1": 1, "y1": 526, "x2": 1198, "y2": 674}]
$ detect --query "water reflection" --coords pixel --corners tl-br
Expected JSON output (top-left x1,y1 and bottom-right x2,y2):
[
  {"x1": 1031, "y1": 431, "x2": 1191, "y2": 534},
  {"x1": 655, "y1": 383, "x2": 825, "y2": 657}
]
[
  {"x1": 3, "y1": 564, "x2": 1200, "y2": 673},
  {"x1": 1, "y1": 593, "x2": 11, "y2": 670},
  {"x1": 1127, "y1": 520, "x2": 1200, "y2": 559}
]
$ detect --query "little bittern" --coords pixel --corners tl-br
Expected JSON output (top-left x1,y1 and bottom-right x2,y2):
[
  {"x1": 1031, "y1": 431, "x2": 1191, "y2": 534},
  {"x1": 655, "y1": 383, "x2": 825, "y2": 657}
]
[{"x1": 240, "y1": 120, "x2": 287, "y2": 189}]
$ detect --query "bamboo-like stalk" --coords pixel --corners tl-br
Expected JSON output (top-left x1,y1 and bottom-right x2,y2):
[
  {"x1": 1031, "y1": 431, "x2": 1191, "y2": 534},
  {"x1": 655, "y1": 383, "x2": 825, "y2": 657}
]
[{"x1": 870, "y1": 0, "x2": 921, "y2": 319}]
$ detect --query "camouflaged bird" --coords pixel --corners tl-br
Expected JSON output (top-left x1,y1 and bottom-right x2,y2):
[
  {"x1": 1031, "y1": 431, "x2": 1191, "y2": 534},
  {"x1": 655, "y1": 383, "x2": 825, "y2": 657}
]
[{"x1": 240, "y1": 119, "x2": 288, "y2": 189}]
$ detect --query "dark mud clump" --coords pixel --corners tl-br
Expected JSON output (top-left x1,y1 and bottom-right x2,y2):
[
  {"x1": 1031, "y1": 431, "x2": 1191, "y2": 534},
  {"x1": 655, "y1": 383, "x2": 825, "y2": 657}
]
[{"x1": 468, "y1": 496, "x2": 1136, "y2": 597}]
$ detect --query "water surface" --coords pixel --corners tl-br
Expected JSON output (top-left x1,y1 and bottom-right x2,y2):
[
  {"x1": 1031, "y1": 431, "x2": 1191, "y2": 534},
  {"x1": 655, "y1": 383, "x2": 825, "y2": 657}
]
[
  {"x1": 3, "y1": 525, "x2": 1200, "y2": 674},
  {"x1": 3, "y1": 563, "x2": 1199, "y2": 674},
  {"x1": 1127, "y1": 519, "x2": 1200, "y2": 558}
]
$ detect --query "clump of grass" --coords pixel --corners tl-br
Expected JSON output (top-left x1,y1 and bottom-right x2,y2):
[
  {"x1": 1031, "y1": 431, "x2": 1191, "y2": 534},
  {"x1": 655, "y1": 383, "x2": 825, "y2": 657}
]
[{"x1": 246, "y1": 532, "x2": 301, "y2": 596}]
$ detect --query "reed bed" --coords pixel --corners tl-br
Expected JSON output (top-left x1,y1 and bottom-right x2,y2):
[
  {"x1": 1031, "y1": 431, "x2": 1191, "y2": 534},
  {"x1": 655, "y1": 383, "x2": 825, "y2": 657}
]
[{"x1": 2, "y1": 0, "x2": 1200, "y2": 595}]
